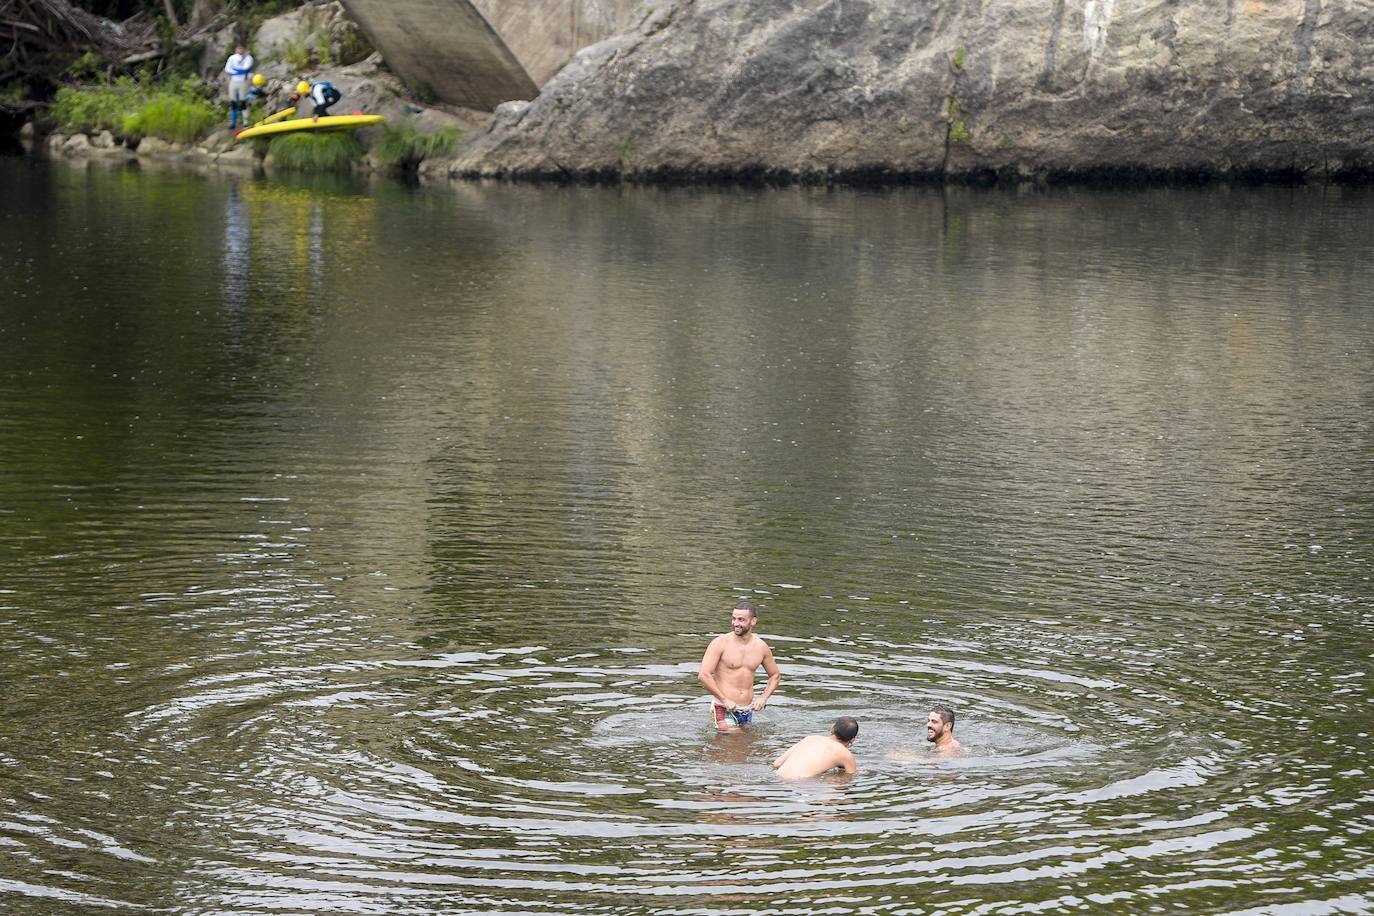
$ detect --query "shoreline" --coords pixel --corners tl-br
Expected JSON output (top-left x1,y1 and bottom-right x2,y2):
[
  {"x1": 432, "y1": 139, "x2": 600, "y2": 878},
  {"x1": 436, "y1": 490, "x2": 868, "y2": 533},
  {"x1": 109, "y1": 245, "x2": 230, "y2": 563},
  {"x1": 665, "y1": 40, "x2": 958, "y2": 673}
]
[{"x1": 22, "y1": 132, "x2": 1373, "y2": 191}]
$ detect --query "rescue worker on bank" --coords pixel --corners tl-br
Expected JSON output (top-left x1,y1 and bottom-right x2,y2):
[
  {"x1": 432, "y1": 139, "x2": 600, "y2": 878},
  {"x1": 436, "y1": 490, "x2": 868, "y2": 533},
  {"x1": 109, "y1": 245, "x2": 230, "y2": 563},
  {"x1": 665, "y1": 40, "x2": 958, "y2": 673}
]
[
  {"x1": 247, "y1": 73, "x2": 268, "y2": 109},
  {"x1": 223, "y1": 43, "x2": 254, "y2": 129},
  {"x1": 289, "y1": 79, "x2": 343, "y2": 121}
]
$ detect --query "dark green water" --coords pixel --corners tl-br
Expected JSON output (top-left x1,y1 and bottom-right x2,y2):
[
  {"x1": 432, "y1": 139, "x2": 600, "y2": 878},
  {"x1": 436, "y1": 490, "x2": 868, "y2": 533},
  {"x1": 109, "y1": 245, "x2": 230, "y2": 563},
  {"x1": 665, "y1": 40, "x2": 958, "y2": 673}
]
[{"x1": 2, "y1": 156, "x2": 1373, "y2": 914}]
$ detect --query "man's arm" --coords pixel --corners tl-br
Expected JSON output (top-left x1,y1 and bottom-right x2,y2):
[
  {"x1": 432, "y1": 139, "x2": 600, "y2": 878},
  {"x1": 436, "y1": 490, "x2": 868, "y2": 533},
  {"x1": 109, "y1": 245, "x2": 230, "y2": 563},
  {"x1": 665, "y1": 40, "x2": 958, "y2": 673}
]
[
  {"x1": 752, "y1": 643, "x2": 781, "y2": 710},
  {"x1": 772, "y1": 743, "x2": 796, "y2": 769},
  {"x1": 840, "y1": 749, "x2": 857, "y2": 774},
  {"x1": 697, "y1": 637, "x2": 734, "y2": 707}
]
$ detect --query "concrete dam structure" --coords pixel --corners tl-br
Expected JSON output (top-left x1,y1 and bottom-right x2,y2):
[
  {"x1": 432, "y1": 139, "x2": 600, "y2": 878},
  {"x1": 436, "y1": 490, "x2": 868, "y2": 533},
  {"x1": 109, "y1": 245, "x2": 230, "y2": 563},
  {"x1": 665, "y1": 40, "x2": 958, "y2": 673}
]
[{"x1": 339, "y1": 0, "x2": 639, "y2": 110}]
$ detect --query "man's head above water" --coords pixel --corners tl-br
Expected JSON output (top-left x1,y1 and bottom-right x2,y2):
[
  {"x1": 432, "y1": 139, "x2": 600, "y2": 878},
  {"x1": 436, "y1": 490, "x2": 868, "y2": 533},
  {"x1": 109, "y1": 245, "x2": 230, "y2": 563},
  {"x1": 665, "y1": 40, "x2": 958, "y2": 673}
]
[
  {"x1": 927, "y1": 705, "x2": 956, "y2": 747},
  {"x1": 730, "y1": 601, "x2": 757, "y2": 637}
]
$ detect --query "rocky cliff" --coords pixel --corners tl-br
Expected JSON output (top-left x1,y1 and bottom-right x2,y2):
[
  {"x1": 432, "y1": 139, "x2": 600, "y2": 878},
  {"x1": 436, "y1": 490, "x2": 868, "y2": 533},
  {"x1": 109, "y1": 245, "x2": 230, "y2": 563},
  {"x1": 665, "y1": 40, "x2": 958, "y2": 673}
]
[{"x1": 449, "y1": 0, "x2": 1374, "y2": 182}]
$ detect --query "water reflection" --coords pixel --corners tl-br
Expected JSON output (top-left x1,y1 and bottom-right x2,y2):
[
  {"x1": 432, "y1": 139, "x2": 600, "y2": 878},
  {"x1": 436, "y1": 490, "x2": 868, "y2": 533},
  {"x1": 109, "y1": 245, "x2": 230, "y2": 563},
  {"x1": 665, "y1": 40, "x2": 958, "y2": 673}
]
[{"x1": 0, "y1": 158, "x2": 1372, "y2": 913}]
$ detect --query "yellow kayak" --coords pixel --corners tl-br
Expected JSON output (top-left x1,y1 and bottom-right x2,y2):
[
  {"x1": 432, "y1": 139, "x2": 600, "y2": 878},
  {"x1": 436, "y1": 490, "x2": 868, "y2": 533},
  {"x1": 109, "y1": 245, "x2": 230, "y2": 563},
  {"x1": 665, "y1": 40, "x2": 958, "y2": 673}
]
[
  {"x1": 257, "y1": 107, "x2": 296, "y2": 126},
  {"x1": 234, "y1": 114, "x2": 384, "y2": 141}
]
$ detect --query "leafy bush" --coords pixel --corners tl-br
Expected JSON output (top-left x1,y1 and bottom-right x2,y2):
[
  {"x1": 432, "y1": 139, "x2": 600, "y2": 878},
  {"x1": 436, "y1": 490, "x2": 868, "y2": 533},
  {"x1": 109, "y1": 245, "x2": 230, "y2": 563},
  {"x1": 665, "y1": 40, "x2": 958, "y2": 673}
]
[
  {"x1": 372, "y1": 119, "x2": 459, "y2": 169},
  {"x1": 51, "y1": 75, "x2": 218, "y2": 144},
  {"x1": 63, "y1": 52, "x2": 104, "y2": 83},
  {"x1": 51, "y1": 78, "x2": 141, "y2": 135},
  {"x1": 266, "y1": 130, "x2": 364, "y2": 171}
]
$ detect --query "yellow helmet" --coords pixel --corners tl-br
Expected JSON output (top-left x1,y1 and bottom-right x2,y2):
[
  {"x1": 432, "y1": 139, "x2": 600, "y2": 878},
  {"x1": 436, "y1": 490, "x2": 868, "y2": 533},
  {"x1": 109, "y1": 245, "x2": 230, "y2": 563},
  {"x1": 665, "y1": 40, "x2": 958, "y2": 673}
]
[
  {"x1": 251, "y1": 73, "x2": 266, "y2": 87},
  {"x1": 296, "y1": 81, "x2": 310, "y2": 94}
]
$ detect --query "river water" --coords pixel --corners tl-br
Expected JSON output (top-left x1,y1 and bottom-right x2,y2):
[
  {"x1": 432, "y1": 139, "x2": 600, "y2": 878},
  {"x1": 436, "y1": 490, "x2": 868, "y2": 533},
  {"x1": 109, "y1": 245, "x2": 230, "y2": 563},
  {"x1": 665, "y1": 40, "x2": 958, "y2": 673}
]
[{"x1": 1, "y1": 156, "x2": 1372, "y2": 914}]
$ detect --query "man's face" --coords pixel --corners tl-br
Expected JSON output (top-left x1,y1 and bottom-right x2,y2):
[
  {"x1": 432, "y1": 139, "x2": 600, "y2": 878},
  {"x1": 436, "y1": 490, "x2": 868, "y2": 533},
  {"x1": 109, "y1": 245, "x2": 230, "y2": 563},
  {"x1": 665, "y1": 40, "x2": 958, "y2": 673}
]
[
  {"x1": 926, "y1": 711, "x2": 946, "y2": 743},
  {"x1": 730, "y1": 609, "x2": 753, "y2": 636},
  {"x1": 235, "y1": 45, "x2": 245, "y2": 55}
]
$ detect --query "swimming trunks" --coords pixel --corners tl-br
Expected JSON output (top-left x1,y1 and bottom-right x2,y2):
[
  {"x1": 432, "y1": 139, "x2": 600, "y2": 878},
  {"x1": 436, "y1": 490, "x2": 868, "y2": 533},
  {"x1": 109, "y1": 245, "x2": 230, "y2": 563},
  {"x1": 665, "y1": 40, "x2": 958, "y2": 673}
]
[{"x1": 710, "y1": 702, "x2": 753, "y2": 728}]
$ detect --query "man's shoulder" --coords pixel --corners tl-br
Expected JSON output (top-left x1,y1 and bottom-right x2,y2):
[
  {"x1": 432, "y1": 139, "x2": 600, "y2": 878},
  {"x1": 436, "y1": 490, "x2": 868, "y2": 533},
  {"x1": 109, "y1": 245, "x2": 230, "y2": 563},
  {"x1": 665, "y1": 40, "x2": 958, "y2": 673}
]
[{"x1": 703, "y1": 633, "x2": 730, "y2": 652}]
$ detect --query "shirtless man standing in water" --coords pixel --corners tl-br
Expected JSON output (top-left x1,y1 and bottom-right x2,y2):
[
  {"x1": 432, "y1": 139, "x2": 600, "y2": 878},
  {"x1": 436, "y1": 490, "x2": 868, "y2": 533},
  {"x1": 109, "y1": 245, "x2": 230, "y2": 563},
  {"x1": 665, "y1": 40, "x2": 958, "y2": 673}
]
[{"x1": 698, "y1": 602, "x2": 781, "y2": 730}]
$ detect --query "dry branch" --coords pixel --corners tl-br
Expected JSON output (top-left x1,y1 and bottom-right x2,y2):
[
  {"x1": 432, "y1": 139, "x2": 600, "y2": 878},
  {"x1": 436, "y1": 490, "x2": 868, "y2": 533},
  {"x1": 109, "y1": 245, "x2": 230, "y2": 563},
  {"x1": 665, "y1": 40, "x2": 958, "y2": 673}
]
[{"x1": 0, "y1": 0, "x2": 160, "y2": 84}]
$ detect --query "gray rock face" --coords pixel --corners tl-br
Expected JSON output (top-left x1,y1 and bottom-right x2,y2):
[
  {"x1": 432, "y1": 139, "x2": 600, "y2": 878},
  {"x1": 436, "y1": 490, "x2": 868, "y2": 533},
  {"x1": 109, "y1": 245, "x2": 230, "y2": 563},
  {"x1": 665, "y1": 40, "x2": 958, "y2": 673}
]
[
  {"x1": 253, "y1": 1, "x2": 373, "y2": 69},
  {"x1": 453, "y1": 0, "x2": 1374, "y2": 180},
  {"x1": 198, "y1": 23, "x2": 240, "y2": 80}
]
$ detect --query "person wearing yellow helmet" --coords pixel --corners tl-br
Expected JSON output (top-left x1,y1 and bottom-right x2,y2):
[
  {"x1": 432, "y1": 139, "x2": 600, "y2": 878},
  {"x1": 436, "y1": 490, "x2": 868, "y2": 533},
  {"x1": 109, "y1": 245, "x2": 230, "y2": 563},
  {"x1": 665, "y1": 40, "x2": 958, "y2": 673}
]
[
  {"x1": 223, "y1": 41, "x2": 255, "y2": 129},
  {"x1": 245, "y1": 72, "x2": 268, "y2": 112},
  {"x1": 288, "y1": 79, "x2": 343, "y2": 121}
]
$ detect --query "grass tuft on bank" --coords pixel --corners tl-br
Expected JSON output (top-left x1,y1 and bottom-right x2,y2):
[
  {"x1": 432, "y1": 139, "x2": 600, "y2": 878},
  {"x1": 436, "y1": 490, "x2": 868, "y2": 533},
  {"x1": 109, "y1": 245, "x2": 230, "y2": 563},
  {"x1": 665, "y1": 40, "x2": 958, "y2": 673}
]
[
  {"x1": 372, "y1": 119, "x2": 460, "y2": 169},
  {"x1": 266, "y1": 130, "x2": 364, "y2": 171},
  {"x1": 122, "y1": 93, "x2": 219, "y2": 144}
]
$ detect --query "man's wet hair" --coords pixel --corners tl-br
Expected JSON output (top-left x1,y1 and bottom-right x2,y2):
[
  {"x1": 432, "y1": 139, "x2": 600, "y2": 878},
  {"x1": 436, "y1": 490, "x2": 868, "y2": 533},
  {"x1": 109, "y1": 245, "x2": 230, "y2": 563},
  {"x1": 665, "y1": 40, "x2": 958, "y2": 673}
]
[
  {"x1": 733, "y1": 601, "x2": 757, "y2": 618},
  {"x1": 833, "y1": 716, "x2": 859, "y2": 742},
  {"x1": 932, "y1": 705, "x2": 955, "y2": 728}
]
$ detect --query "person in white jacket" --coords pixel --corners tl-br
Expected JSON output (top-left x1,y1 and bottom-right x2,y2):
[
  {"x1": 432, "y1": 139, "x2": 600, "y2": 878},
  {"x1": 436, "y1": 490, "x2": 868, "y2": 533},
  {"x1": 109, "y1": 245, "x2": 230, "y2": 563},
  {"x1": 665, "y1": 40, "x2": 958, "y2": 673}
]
[{"x1": 223, "y1": 43, "x2": 254, "y2": 129}]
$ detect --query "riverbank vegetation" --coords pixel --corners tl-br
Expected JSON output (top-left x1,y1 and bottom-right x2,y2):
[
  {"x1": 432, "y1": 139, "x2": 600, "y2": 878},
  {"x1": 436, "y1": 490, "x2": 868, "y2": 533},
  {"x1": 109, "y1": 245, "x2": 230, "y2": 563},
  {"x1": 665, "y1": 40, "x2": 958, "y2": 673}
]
[
  {"x1": 2, "y1": 1, "x2": 305, "y2": 110},
  {"x1": 264, "y1": 129, "x2": 362, "y2": 171},
  {"x1": 372, "y1": 118, "x2": 459, "y2": 170},
  {"x1": 51, "y1": 75, "x2": 219, "y2": 143}
]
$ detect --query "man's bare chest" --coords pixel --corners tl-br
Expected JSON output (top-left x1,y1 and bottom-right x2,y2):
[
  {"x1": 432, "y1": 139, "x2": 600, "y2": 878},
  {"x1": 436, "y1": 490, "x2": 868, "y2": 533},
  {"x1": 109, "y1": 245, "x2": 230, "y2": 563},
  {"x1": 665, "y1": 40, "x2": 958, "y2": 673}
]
[{"x1": 719, "y1": 641, "x2": 763, "y2": 670}]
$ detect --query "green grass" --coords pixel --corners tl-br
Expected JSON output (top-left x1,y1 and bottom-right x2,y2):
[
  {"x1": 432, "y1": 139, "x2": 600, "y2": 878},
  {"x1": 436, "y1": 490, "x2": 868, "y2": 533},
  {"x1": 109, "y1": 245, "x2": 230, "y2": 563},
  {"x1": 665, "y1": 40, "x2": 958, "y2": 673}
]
[
  {"x1": 947, "y1": 97, "x2": 970, "y2": 145},
  {"x1": 51, "y1": 76, "x2": 219, "y2": 144},
  {"x1": 266, "y1": 130, "x2": 364, "y2": 171},
  {"x1": 372, "y1": 119, "x2": 459, "y2": 169},
  {"x1": 122, "y1": 93, "x2": 220, "y2": 144},
  {"x1": 278, "y1": 35, "x2": 315, "y2": 71},
  {"x1": 51, "y1": 78, "x2": 141, "y2": 135}
]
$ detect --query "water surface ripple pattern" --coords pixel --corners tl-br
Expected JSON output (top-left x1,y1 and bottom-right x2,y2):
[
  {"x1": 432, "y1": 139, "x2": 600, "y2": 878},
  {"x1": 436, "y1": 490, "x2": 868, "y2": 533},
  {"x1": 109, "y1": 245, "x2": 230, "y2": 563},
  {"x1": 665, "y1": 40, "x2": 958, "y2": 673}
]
[{"x1": 1, "y1": 160, "x2": 1372, "y2": 914}]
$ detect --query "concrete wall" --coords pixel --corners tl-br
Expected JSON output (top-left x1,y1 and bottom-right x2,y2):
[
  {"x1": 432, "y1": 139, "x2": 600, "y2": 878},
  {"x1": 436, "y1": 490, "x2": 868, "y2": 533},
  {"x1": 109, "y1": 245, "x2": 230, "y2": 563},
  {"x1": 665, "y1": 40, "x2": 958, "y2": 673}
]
[
  {"x1": 339, "y1": 0, "x2": 638, "y2": 110},
  {"x1": 474, "y1": 0, "x2": 640, "y2": 86}
]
